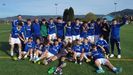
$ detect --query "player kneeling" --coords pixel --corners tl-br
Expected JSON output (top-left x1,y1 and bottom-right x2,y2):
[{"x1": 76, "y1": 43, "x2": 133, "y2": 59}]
[
  {"x1": 91, "y1": 44, "x2": 122, "y2": 74},
  {"x1": 96, "y1": 35, "x2": 110, "y2": 58},
  {"x1": 72, "y1": 39, "x2": 84, "y2": 65},
  {"x1": 33, "y1": 38, "x2": 43, "y2": 60},
  {"x1": 19, "y1": 37, "x2": 35, "y2": 60},
  {"x1": 82, "y1": 38, "x2": 92, "y2": 62}
]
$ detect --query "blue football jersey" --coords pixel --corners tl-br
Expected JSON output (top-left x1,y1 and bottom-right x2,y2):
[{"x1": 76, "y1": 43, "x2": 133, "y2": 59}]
[
  {"x1": 65, "y1": 25, "x2": 72, "y2": 36},
  {"x1": 25, "y1": 24, "x2": 32, "y2": 37},
  {"x1": 91, "y1": 50, "x2": 104, "y2": 60},
  {"x1": 72, "y1": 23, "x2": 81, "y2": 35},
  {"x1": 72, "y1": 45, "x2": 83, "y2": 53},
  {"x1": 48, "y1": 45, "x2": 60, "y2": 55},
  {"x1": 55, "y1": 22, "x2": 65, "y2": 38},
  {"x1": 24, "y1": 41, "x2": 35, "y2": 52},
  {"x1": 32, "y1": 22, "x2": 41, "y2": 36},
  {"x1": 11, "y1": 27, "x2": 24, "y2": 38},
  {"x1": 82, "y1": 42, "x2": 92, "y2": 52},
  {"x1": 48, "y1": 23, "x2": 56, "y2": 34}
]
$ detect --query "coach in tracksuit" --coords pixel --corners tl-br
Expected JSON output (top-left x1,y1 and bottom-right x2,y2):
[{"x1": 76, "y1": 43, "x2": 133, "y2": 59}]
[{"x1": 110, "y1": 17, "x2": 127, "y2": 59}]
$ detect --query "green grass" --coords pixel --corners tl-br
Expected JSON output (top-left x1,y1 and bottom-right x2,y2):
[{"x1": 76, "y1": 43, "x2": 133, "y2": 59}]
[{"x1": 0, "y1": 23, "x2": 133, "y2": 75}]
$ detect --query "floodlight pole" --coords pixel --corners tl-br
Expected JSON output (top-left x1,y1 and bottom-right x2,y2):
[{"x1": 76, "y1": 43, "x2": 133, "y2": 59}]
[
  {"x1": 55, "y1": 3, "x2": 58, "y2": 16},
  {"x1": 114, "y1": 2, "x2": 117, "y2": 16}
]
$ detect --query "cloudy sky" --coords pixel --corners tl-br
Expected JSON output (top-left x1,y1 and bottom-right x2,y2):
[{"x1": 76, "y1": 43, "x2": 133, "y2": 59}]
[{"x1": 0, "y1": 0, "x2": 132, "y2": 18}]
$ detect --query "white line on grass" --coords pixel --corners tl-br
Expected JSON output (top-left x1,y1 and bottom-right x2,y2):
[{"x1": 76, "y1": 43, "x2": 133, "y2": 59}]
[
  {"x1": 0, "y1": 56, "x2": 133, "y2": 61},
  {"x1": 0, "y1": 30, "x2": 10, "y2": 34}
]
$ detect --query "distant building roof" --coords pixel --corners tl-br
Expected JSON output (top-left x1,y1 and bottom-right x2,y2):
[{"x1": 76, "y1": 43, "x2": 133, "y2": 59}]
[{"x1": 103, "y1": 15, "x2": 114, "y2": 21}]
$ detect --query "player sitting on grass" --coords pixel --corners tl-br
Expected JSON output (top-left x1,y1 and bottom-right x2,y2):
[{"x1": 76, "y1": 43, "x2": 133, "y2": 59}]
[
  {"x1": 43, "y1": 42, "x2": 73, "y2": 65},
  {"x1": 96, "y1": 35, "x2": 110, "y2": 58},
  {"x1": 33, "y1": 38, "x2": 43, "y2": 61},
  {"x1": 91, "y1": 44, "x2": 122, "y2": 74},
  {"x1": 47, "y1": 45, "x2": 74, "y2": 75},
  {"x1": 72, "y1": 39, "x2": 84, "y2": 65},
  {"x1": 19, "y1": 37, "x2": 35, "y2": 60},
  {"x1": 34, "y1": 41, "x2": 51, "y2": 62},
  {"x1": 34, "y1": 40, "x2": 60, "y2": 63},
  {"x1": 9, "y1": 22, "x2": 25, "y2": 58},
  {"x1": 82, "y1": 38, "x2": 92, "y2": 62}
]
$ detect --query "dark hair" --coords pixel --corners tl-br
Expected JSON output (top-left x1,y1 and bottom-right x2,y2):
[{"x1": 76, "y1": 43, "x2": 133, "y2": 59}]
[
  {"x1": 27, "y1": 19, "x2": 31, "y2": 21},
  {"x1": 112, "y1": 19, "x2": 116, "y2": 22},
  {"x1": 49, "y1": 18, "x2": 53, "y2": 20},
  {"x1": 18, "y1": 22, "x2": 23, "y2": 26},
  {"x1": 99, "y1": 34, "x2": 104, "y2": 38},
  {"x1": 57, "y1": 17, "x2": 62, "y2": 20},
  {"x1": 91, "y1": 44, "x2": 97, "y2": 48},
  {"x1": 42, "y1": 18, "x2": 46, "y2": 21},
  {"x1": 103, "y1": 18, "x2": 107, "y2": 20},
  {"x1": 17, "y1": 15, "x2": 22, "y2": 17},
  {"x1": 91, "y1": 20, "x2": 95, "y2": 23},
  {"x1": 28, "y1": 37, "x2": 33, "y2": 40},
  {"x1": 75, "y1": 18, "x2": 80, "y2": 21},
  {"x1": 75, "y1": 39, "x2": 80, "y2": 42},
  {"x1": 36, "y1": 37, "x2": 41, "y2": 41},
  {"x1": 83, "y1": 21, "x2": 88, "y2": 24},
  {"x1": 97, "y1": 18, "x2": 101, "y2": 22}
]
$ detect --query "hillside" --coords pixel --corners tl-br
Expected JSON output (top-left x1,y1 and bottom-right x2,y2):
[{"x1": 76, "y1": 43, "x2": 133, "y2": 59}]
[{"x1": 109, "y1": 9, "x2": 133, "y2": 16}]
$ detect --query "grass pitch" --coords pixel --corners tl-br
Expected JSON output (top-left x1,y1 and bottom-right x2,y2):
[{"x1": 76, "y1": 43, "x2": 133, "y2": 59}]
[{"x1": 0, "y1": 23, "x2": 133, "y2": 75}]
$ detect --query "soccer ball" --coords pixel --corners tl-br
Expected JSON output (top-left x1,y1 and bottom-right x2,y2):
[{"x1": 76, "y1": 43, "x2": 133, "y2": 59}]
[
  {"x1": 13, "y1": 57, "x2": 18, "y2": 61},
  {"x1": 37, "y1": 61, "x2": 41, "y2": 64}
]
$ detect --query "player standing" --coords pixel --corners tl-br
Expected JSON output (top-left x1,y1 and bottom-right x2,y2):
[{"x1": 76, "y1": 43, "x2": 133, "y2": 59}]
[
  {"x1": 9, "y1": 22, "x2": 25, "y2": 58},
  {"x1": 72, "y1": 18, "x2": 81, "y2": 41},
  {"x1": 47, "y1": 18, "x2": 57, "y2": 42},
  {"x1": 110, "y1": 17, "x2": 127, "y2": 58}
]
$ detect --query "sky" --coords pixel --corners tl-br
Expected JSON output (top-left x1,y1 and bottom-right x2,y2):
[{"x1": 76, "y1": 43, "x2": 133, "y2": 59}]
[{"x1": 0, "y1": 0, "x2": 132, "y2": 18}]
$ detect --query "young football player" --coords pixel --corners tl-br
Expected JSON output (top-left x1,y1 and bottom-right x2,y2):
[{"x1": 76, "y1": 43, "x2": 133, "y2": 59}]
[
  {"x1": 12, "y1": 15, "x2": 24, "y2": 27},
  {"x1": 64, "y1": 20, "x2": 73, "y2": 43},
  {"x1": 88, "y1": 20, "x2": 95, "y2": 43},
  {"x1": 94, "y1": 18, "x2": 102, "y2": 42},
  {"x1": 48, "y1": 18, "x2": 57, "y2": 42},
  {"x1": 55, "y1": 17, "x2": 65, "y2": 39},
  {"x1": 32, "y1": 17, "x2": 41, "y2": 41},
  {"x1": 110, "y1": 17, "x2": 127, "y2": 58},
  {"x1": 40, "y1": 18, "x2": 48, "y2": 41},
  {"x1": 25, "y1": 19, "x2": 32, "y2": 41},
  {"x1": 19, "y1": 37, "x2": 35, "y2": 60},
  {"x1": 90, "y1": 44, "x2": 122, "y2": 74},
  {"x1": 72, "y1": 18, "x2": 81, "y2": 41},
  {"x1": 82, "y1": 38, "x2": 92, "y2": 62},
  {"x1": 101, "y1": 18, "x2": 110, "y2": 43},
  {"x1": 72, "y1": 39, "x2": 84, "y2": 65},
  {"x1": 34, "y1": 40, "x2": 60, "y2": 63},
  {"x1": 43, "y1": 40, "x2": 73, "y2": 64},
  {"x1": 96, "y1": 35, "x2": 109, "y2": 58},
  {"x1": 80, "y1": 22, "x2": 89, "y2": 41},
  {"x1": 33, "y1": 38, "x2": 43, "y2": 60},
  {"x1": 9, "y1": 22, "x2": 25, "y2": 58}
]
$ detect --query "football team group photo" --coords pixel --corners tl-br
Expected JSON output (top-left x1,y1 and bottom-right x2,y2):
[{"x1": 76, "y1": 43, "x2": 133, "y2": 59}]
[{"x1": 0, "y1": 0, "x2": 133, "y2": 75}]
